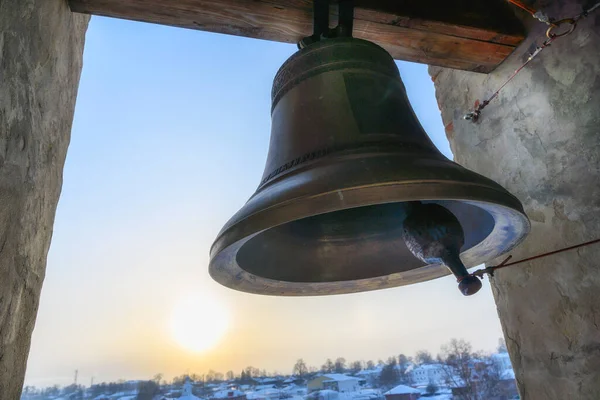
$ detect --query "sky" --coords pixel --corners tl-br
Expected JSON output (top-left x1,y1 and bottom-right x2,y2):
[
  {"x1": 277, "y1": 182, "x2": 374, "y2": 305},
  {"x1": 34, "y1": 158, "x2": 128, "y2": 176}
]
[{"x1": 24, "y1": 16, "x2": 505, "y2": 388}]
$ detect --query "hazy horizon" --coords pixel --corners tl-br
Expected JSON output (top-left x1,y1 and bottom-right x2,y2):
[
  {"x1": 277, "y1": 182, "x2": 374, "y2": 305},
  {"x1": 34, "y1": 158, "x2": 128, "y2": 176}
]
[{"x1": 24, "y1": 16, "x2": 505, "y2": 388}]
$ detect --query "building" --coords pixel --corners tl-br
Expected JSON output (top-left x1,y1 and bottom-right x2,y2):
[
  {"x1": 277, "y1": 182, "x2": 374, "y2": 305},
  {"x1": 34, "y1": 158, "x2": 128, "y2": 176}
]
[
  {"x1": 306, "y1": 389, "x2": 340, "y2": 400},
  {"x1": 180, "y1": 378, "x2": 202, "y2": 400},
  {"x1": 449, "y1": 368, "x2": 518, "y2": 400},
  {"x1": 211, "y1": 389, "x2": 247, "y2": 400},
  {"x1": 283, "y1": 377, "x2": 306, "y2": 386},
  {"x1": 408, "y1": 364, "x2": 446, "y2": 387},
  {"x1": 356, "y1": 366, "x2": 383, "y2": 386},
  {"x1": 384, "y1": 385, "x2": 421, "y2": 400},
  {"x1": 491, "y1": 353, "x2": 512, "y2": 371},
  {"x1": 307, "y1": 374, "x2": 361, "y2": 393}
]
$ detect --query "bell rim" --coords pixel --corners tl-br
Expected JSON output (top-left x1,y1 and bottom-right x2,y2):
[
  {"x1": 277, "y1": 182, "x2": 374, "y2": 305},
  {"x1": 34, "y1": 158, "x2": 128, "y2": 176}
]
[{"x1": 209, "y1": 181, "x2": 530, "y2": 296}]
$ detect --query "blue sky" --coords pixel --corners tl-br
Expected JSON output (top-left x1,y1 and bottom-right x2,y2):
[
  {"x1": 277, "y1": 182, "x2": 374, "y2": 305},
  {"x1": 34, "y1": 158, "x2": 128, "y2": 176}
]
[{"x1": 25, "y1": 16, "x2": 503, "y2": 387}]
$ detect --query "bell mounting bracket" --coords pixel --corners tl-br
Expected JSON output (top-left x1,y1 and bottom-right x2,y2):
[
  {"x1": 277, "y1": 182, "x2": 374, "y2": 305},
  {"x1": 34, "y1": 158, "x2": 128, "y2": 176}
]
[{"x1": 298, "y1": 0, "x2": 354, "y2": 49}]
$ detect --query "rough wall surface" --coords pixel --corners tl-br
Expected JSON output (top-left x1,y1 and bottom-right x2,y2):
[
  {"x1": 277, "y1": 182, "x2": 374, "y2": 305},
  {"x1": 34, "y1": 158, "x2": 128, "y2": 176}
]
[
  {"x1": 430, "y1": 1, "x2": 600, "y2": 399},
  {"x1": 0, "y1": 0, "x2": 89, "y2": 397}
]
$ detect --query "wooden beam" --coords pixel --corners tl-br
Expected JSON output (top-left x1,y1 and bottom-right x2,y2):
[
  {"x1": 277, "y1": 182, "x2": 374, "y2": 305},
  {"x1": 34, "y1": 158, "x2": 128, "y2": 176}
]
[{"x1": 69, "y1": 0, "x2": 525, "y2": 72}]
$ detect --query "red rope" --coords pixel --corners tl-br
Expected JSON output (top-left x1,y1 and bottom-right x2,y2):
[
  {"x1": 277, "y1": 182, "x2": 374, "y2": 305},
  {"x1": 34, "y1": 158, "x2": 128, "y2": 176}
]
[
  {"x1": 463, "y1": 36, "x2": 555, "y2": 122},
  {"x1": 472, "y1": 238, "x2": 600, "y2": 278},
  {"x1": 464, "y1": 1, "x2": 600, "y2": 122},
  {"x1": 507, "y1": 0, "x2": 537, "y2": 16}
]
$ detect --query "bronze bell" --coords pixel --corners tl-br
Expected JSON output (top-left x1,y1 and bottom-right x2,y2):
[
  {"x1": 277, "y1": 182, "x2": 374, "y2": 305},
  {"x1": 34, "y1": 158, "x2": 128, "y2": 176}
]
[{"x1": 209, "y1": 37, "x2": 530, "y2": 296}]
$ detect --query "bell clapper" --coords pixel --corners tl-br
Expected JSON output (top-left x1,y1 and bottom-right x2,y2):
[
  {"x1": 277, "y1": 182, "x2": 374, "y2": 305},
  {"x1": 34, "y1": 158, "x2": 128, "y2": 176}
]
[
  {"x1": 401, "y1": 202, "x2": 482, "y2": 296},
  {"x1": 444, "y1": 252, "x2": 483, "y2": 297}
]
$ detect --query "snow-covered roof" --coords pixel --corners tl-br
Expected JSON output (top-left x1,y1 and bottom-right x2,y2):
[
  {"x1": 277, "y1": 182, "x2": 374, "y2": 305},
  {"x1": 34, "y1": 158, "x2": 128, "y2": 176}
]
[
  {"x1": 321, "y1": 374, "x2": 360, "y2": 382},
  {"x1": 254, "y1": 384, "x2": 276, "y2": 391},
  {"x1": 312, "y1": 389, "x2": 339, "y2": 399},
  {"x1": 357, "y1": 389, "x2": 380, "y2": 395},
  {"x1": 385, "y1": 385, "x2": 420, "y2": 395},
  {"x1": 180, "y1": 395, "x2": 202, "y2": 400},
  {"x1": 254, "y1": 378, "x2": 278, "y2": 384},
  {"x1": 212, "y1": 390, "x2": 245, "y2": 399},
  {"x1": 246, "y1": 388, "x2": 280, "y2": 399},
  {"x1": 254, "y1": 389, "x2": 279, "y2": 395},
  {"x1": 282, "y1": 386, "x2": 306, "y2": 395},
  {"x1": 356, "y1": 366, "x2": 383, "y2": 376}
]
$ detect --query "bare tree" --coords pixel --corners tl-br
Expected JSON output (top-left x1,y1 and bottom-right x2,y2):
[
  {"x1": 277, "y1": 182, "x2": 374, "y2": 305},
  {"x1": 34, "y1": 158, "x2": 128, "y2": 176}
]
[
  {"x1": 206, "y1": 370, "x2": 219, "y2": 383},
  {"x1": 243, "y1": 366, "x2": 260, "y2": 380},
  {"x1": 136, "y1": 380, "x2": 160, "y2": 400},
  {"x1": 334, "y1": 358, "x2": 347, "y2": 373},
  {"x1": 438, "y1": 339, "x2": 505, "y2": 400},
  {"x1": 62, "y1": 384, "x2": 84, "y2": 400},
  {"x1": 438, "y1": 339, "x2": 476, "y2": 400},
  {"x1": 172, "y1": 375, "x2": 187, "y2": 386},
  {"x1": 322, "y1": 359, "x2": 335, "y2": 373},
  {"x1": 415, "y1": 350, "x2": 434, "y2": 365},
  {"x1": 293, "y1": 359, "x2": 309, "y2": 378},
  {"x1": 152, "y1": 373, "x2": 163, "y2": 385},
  {"x1": 226, "y1": 371, "x2": 235, "y2": 381},
  {"x1": 349, "y1": 361, "x2": 363, "y2": 374},
  {"x1": 397, "y1": 354, "x2": 411, "y2": 383},
  {"x1": 366, "y1": 360, "x2": 375, "y2": 370},
  {"x1": 477, "y1": 356, "x2": 504, "y2": 399},
  {"x1": 378, "y1": 357, "x2": 399, "y2": 390}
]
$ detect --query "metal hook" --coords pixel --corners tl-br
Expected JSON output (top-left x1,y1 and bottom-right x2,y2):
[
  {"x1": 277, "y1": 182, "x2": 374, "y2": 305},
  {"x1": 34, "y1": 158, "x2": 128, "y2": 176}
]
[{"x1": 546, "y1": 18, "x2": 577, "y2": 39}]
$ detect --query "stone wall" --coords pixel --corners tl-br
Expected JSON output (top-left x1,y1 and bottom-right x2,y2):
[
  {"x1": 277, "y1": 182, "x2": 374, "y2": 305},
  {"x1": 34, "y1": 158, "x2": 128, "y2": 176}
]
[
  {"x1": 0, "y1": 0, "x2": 89, "y2": 397},
  {"x1": 430, "y1": 1, "x2": 600, "y2": 398}
]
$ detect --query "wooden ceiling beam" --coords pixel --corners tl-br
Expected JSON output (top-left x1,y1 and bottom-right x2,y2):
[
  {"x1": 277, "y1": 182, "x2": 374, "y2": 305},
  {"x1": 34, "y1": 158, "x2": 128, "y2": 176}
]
[{"x1": 69, "y1": 0, "x2": 525, "y2": 72}]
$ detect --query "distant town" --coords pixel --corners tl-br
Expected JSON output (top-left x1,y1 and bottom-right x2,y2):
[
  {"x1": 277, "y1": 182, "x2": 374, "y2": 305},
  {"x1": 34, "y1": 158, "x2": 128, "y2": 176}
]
[{"x1": 21, "y1": 338, "x2": 518, "y2": 400}]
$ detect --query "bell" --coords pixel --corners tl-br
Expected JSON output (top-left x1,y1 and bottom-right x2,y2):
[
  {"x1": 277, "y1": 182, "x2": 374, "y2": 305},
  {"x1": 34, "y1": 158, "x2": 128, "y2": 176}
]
[{"x1": 209, "y1": 37, "x2": 530, "y2": 296}]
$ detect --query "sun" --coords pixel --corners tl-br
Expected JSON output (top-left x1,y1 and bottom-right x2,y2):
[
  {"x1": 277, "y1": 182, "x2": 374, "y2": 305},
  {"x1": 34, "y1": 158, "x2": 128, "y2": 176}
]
[{"x1": 170, "y1": 292, "x2": 230, "y2": 352}]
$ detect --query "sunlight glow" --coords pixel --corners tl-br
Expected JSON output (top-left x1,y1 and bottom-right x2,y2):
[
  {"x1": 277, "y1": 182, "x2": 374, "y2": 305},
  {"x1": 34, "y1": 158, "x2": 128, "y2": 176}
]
[{"x1": 170, "y1": 292, "x2": 230, "y2": 353}]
